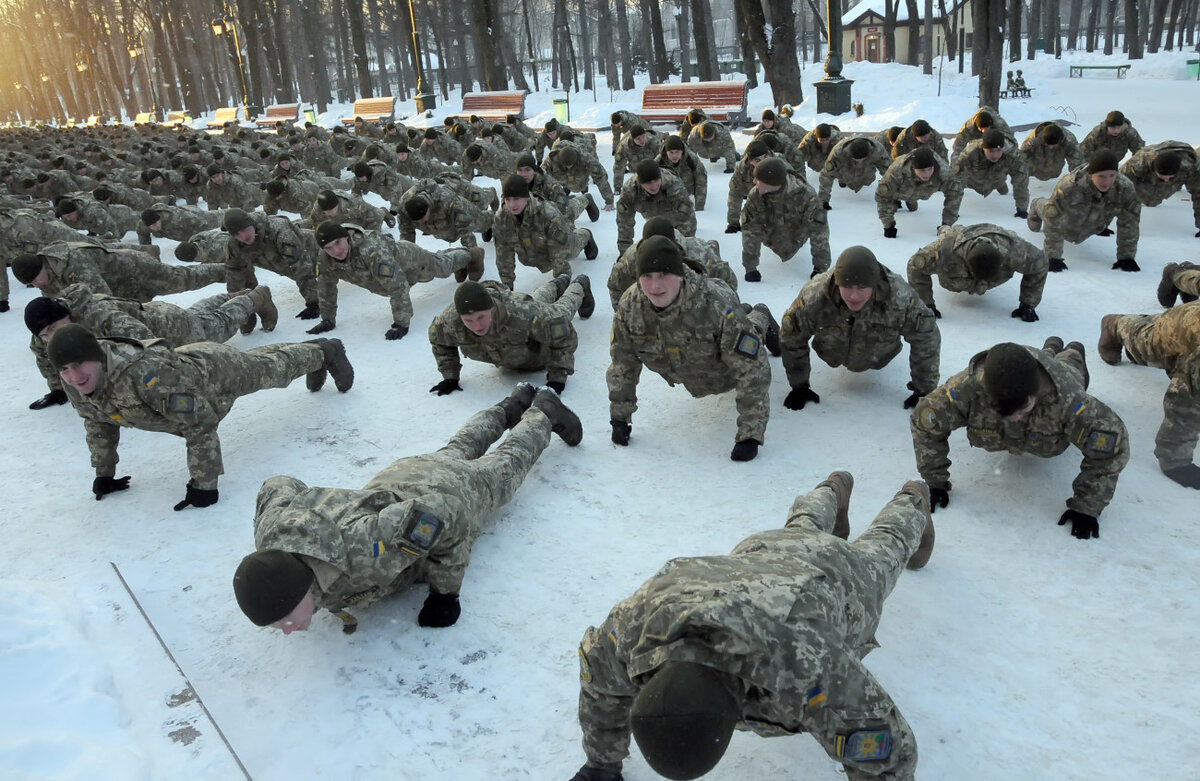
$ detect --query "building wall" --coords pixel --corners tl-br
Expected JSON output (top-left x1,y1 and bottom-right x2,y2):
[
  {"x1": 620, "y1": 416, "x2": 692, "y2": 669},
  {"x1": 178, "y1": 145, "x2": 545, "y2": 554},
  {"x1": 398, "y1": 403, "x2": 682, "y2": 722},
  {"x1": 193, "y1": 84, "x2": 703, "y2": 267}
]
[{"x1": 842, "y1": 2, "x2": 976, "y2": 66}]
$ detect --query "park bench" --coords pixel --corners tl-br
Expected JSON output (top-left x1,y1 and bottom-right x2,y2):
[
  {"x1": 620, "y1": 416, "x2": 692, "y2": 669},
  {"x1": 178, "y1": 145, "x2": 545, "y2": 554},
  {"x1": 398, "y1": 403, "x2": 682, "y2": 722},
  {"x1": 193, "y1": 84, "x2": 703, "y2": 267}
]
[
  {"x1": 640, "y1": 80, "x2": 750, "y2": 127},
  {"x1": 340, "y1": 96, "x2": 397, "y2": 125},
  {"x1": 133, "y1": 112, "x2": 155, "y2": 124},
  {"x1": 255, "y1": 102, "x2": 301, "y2": 128},
  {"x1": 161, "y1": 110, "x2": 191, "y2": 128},
  {"x1": 206, "y1": 106, "x2": 242, "y2": 128},
  {"x1": 999, "y1": 87, "x2": 1034, "y2": 99},
  {"x1": 1069, "y1": 64, "x2": 1130, "y2": 78},
  {"x1": 454, "y1": 90, "x2": 528, "y2": 122},
  {"x1": 85, "y1": 115, "x2": 102, "y2": 127}
]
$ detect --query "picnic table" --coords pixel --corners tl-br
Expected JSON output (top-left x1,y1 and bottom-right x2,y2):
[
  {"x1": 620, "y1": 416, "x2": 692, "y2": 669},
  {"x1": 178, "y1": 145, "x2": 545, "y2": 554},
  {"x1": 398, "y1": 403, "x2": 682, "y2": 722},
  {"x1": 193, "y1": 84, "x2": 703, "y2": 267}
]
[{"x1": 1069, "y1": 64, "x2": 1130, "y2": 78}]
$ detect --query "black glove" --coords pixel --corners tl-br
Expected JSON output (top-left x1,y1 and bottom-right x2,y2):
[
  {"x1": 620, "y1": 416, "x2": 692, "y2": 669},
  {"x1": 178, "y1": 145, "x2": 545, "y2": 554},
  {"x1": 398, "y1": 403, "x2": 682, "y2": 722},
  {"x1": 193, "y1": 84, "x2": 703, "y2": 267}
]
[
  {"x1": 295, "y1": 303, "x2": 321, "y2": 319},
  {"x1": 0, "y1": 299, "x2": 8, "y2": 312},
  {"x1": 1011, "y1": 304, "x2": 1039, "y2": 322},
  {"x1": 92, "y1": 475, "x2": 131, "y2": 500},
  {"x1": 1058, "y1": 509, "x2": 1099, "y2": 539},
  {"x1": 611, "y1": 420, "x2": 631, "y2": 446},
  {"x1": 902, "y1": 382, "x2": 927, "y2": 409},
  {"x1": 929, "y1": 487, "x2": 950, "y2": 512},
  {"x1": 306, "y1": 319, "x2": 335, "y2": 335},
  {"x1": 417, "y1": 591, "x2": 461, "y2": 627},
  {"x1": 1048, "y1": 258, "x2": 1067, "y2": 272},
  {"x1": 1195, "y1": 229, "x2": 1200, "y2": 238},
  {"x1": 930, "y1": 304, "x2": 942, "y2": 319},
  {"x1": 481, "y1": 227, "x2": 493, "y2": 242},
  {"x1": 173, "y1": 482, "x2": 219, "y2": 511},
  {"x1": 429, "y1": 378, "x2": 463, "y2": 396},
  {"x1": 883, "y1": 225, "x2": 898, "y2": 238},
  {"x1": 546, "y1": 379, "x2": 566, "y2": 394},
  {"x1": 1097, "y1": 227, "x2": 1115, "y2": 237},
  {"x1": 1163, "y1": 463, "x2": 1200, "y2": 489},
  {"x1": 823, "y1": 201, "x2": 832, "y2": 210},
  {"x1": 30, "y1": 389, "x2": 69, "y2": 410},
  {"x1": 1112, "y1": 258, "x2": 1140, "y2": 272},
  {"x1": 570, "y1": 765, "x2": 625, "y2": 781},
  {"x1": 783, "y1": 384, "x2": 820, "y2": 410},
  {"x1": 730, "y1": 439, "x2": 760, "y2": 461},
  {"x1": 385, "y1": 323, "x2": 409, "y2": 340},
  {"x1": 725, "y1": 223, "x2": 741, "y2": 234},
  {"x1": 1014, "y1": 209, "x2": 1028, "y2": 218}
]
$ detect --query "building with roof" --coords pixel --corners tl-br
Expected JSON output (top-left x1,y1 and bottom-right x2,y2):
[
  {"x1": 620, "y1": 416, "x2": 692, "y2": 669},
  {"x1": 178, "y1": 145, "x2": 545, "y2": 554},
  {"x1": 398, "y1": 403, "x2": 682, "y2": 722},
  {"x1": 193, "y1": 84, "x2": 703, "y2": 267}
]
[{"x1": 840, "y1": 0, "x2": 974, "y2": 65}]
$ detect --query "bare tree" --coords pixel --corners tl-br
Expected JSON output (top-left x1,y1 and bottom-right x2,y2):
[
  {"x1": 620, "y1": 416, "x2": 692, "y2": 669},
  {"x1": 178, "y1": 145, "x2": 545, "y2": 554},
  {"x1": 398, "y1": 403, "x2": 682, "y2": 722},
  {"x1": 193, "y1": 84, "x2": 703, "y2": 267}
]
[
  {"x1": 884, "y1": 0, "x2": 899, "y2": 63},
  {"x1": 938, "y1": 0, "x2": 957, "y2": 59},
  {"x1": 470, "y1": 0, "x2": 508, "y2": 89},
  {"x1": 613, "y1": 0, "x2": 636, "y2": 89},
  {"x1": 692, "y1": 0, "x2": 720, "y2": 80},
  {"x1": 1103, "y1": 0, "x2": 1118, "y2": 54},
  {"x1": 905, "y1": 0, "x2": 921, "y2": 65},
  {"x1": 973, "y1": 0, "x2": 1004, "y2": 106},
  {"x1": 1026, "y1": 0, "x2": 1041, "y2": 59},
  {"x1": 736, "y1": 0, "x2": 804, "y2": 104},
  {"x1": 1008, "y1": 0, "x2": 1023, "y2": 60}
]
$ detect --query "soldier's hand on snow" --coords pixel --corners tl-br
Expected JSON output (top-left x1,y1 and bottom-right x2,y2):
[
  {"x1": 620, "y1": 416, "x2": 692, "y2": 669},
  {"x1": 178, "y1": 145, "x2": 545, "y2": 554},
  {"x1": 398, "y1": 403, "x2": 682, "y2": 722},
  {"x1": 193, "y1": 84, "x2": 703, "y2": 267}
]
[
  {"x1": 823, "y1": 201, "x2": 832, "y2": 210},
  {"x1": 902, "y1": 383, "x2": 928, "y2": 410},
  {"x1": 929, "y1": 487, "x2": 950, "y2": 512},
  {"x1": 0, "y1": 300, "x2": 8, "y2": 312},
  {"x1": 930, "y1": 304, "x2": 942, "y2": 319},
  {"x1": 1096, "y1": 226, "x2": 1115, "y2": 237},
  {"x1": 1163, "y1": 463, "x2": 1200, "y2": 489},
  {"x1": 1195, "y1": 229, "x2": 1200, "y2": 238},
  {"x1": 1048, "y1": 258, "x2": 1067, "y2": 272},
  {"x1": 1014, "y1": 209, "x2": 1028, "y2": 218},
  {"x1": 481, "y1": 227, "x2": 493, "y2": 243},
  {"x1": 1058, "y1": 508, "x2": 1099, "y2": 540},
  {"x1": 603, "y1": 203, "x2": 616, "y2": 211},
  {"x1": 429, "y1": 378, "x2": 463, "y2": 396},
  {"x1": 1011, "y1": 304, "x2": 1039, "y2": 322},
  {"x1": 783, "y1": 384, "x2": 820, "y2": 410},
  {"x1": 306, "y1": 319, "x2": 335, "y2": 335},
  {"x1": 1112, "y1": 258, "x2": 1140, "y2": 272},
  {"x1": 29, "y1": 389, "x2": 68, "y2": 410},
  {"x1": 173, "y1": 482, "x2": 218, "y2": 511},
  {"x1": 882, "y1": 225, "x2": 898, "y2": 239},
  {"x1": 385, "y1": 323, "x2": 409, "y2": 340},
  {"x1": 725, "y1": 223, "x2": 741, "y2": 234},
  {"x1": 610, "y1": 420, "x2": 631, "y2": 446},
  {"x1": 92, "y1": 475, "x2": 131, "y2": 500},
  {"x1": 546, "y1": 379, "x2": 566, "y2": 394},
  {"x1": 384, "y1": 213, "x2": 397, "y2": 228},
  {"x1": 295, "y1": 303, "x2": 321, "y2": 319},
  {"x1": 730, "y1": 439, "x2": 760, "y2": 461},
  {"x1": 417, "y1": 591, "x2": 461, "y2": 627},
  {"x1": 570, "y1": 765, "x2": 625, "y2": 781}
]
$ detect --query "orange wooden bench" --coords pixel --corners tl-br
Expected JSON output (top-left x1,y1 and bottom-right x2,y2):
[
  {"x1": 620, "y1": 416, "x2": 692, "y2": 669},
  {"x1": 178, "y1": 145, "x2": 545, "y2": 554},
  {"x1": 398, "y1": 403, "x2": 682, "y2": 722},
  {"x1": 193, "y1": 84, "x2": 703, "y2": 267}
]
[
  {"x1": 454, "y1": 90, "x2": 528, "y2": 122},
  {"x1": 640, "y1": 80, "x2": 750, "y2": 127},
  {"x1": 340, "y1": 96, "x2": 397, "y2": 125},
  {"x1": 255, "y1": 103, "x2": 301, "y2": 128}
]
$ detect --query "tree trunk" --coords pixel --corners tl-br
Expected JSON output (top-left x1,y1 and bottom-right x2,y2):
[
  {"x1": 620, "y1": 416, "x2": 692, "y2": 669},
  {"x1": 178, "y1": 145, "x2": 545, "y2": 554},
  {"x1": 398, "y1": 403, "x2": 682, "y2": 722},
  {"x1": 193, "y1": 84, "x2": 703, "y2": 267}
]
[
  {"x1": 1008, "y1": 0, "x2": 1022, "y2": 60},
  {"x1": 1027, "y1": 0, "x2": 1040, "y2": 59},
  {"x1": 498, "y1": 6, "x2": 531, "y2": 91},
  {"x1": 737, "y1": 0, "x2": 803, "y2": 104},
  {"x1": 346, "y1": 0, "x2": 374, "y2": 97},
  {"x1": 734, "y1": 0, "x2": 758, "y2": 86},
  {"x1": 1103, "y1": 0, "x2": 1118, "y2": 54},
  {"x1": 578, "y1": 0, "x2": 595, "y2": 90},
  {"x1": 938, "y1": 0, "x2": 957, "y2": 59},
  {"x1": 1164, "y1": 0, "x2": 1184, "y2": 50},
  {"x1": 613, "y1": 0, "x2": 636, "y2": 88},
  {"x1": 1065, "y1": 0, "x2": 1083, "y2": 49},
  {"x1": 678, "y1": 0, "x2": 693, "y2": 81},
  {"x1": 973, "y1": 0, "x2": 1004, "y2": 106},
  {"x1": 301, "y1": 0, "x2": 333, "y2": 110},
  {"x1": 905, "y1": 0, "x2": 921, "y2": 65},
  {"x1": 522, "y1": 0, "x2": 543, "y2": 91},
  {"x1": 643, "y1": 0, "x2": 671, "y2": 82},
  {"x1": 692, "y1": 0, "x2": 720, "y2": 79},
  {"x1": 332, "y1": 0, "x2": 351, "y2": 102},
  {"x1": 469, "y1": 0, "x2": 508, "y2": 89}
]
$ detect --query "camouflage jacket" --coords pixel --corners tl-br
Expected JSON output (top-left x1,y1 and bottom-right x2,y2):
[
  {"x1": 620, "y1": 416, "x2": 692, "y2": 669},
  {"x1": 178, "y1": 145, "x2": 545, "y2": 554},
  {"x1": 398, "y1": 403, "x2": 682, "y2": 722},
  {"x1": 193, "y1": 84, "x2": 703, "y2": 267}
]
[
  {"x1": 1079, "y1": 121, "x2": 1144, "y2": 159},
  {"x1": 57, "y1": 195, "x2": 119, "y2": 238},
  {"x1": 686, "y1": 122, "x2": 739, "y2": 169},
  {"x1": 607, "y1": 232, "x2": 737, "y2": 309},
  {"x1": 741, "y1": 175, "x2": 829, "y2": 271},
  {"x1": 1119, "y1": 141, "x2": 1200, "y2": 225},
  {"x1": 263, "y1": 179, "x2": 321, "y2": 217},
  {"x1": 726, "y1": 152, "x2": 795, "y2": 225},
  {"x1": 462, "y1": 141, "x2": 514, "y2": 181},
  {"x1": 1040, "y1": 167, "x2": 1141, "y2": 259},
  {"x1": 352, "y1": 160, "x2": 415, "y2": 207},
  {"x1": 205, "y1": 171, "x2": 264, "y2": 211},
  {"x1": 428, "y1": 280, "x2": 577, "y2": 384},
  {"x1": 142, "y1": 204, "x2": 224, "y2": 241},
  {"x1": 608, "y1": 268, "x2": 771, "y2": 442},
  {"x1": 906, "y1": 223, "x2": 1048, "y2": 310},
  {"x1": 615, "y1": 171, "x2": 696, "y2": 253},
  {"x1": 419, "y1": 132, "x2": 463, "y2": 166},
  {"x1": 875, "y1": 152, "x2": 963, "y2": 227},
  {"x1": 792, "y1": 126, "x2": 843, "y2": 174},
  {"x1": 316, "y1": 225, "x2": 414, "y2": 327},
  {"x1": 818, "y1": 137, "x2": 892, "y2": 203},
  {"x1": 306, "y1": 190, "x2": 389, "y2": 230},
  {"x1": 657, "y1": 147, "x2": 708, "y2": 210},
  {"x1": 225, "y1": 213, "x2": 317, "y2": 288},
  {"x1": 890, "y1": 127, "x2": 950, "y2": 161},
  {"x1": 492, "y1": 197, "x2": 585, "y2": 287},
  {"x1": 950, "y1": 107, "x2": 1013, "y2": 160},
  {"x1": 1019, "y1": 123, "x2": 1085, "y2": 181},
  {"x1": 613, "y1": 132, "x2": 665, "y2": 191},
  {"x1": 950, "y1": 138, "x2": 1030, "y2": 211},
  {"x1": 398, "y1": 181, "x2": 490, "y2": 245},
  {"x1": 910, "y1": 344, "x2": 1129, "y2": 516},
  {"x1": 545, "y1": 139, "x2": 615, "y2": 205},
  {"x1": 780, "y1": 264, "x2": 940, "y2": 392},
  {"x1": 0, "y1": 209, "x2": 102, "y2": 265},
  {"x1": 527, "y1": 169, "x2": 580, "y2": 215}
]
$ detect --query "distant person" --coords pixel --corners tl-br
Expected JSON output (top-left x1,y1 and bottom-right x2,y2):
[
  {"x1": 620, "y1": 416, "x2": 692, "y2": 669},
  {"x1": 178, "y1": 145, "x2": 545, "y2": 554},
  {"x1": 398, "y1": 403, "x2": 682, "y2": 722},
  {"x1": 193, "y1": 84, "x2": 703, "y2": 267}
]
[
  {"x1": 1079, "y1": 110, "x2": 1144, "y2": 160},
  {"x1": 1019, "y1": 122, "x2": 1085, "y2": 181}
]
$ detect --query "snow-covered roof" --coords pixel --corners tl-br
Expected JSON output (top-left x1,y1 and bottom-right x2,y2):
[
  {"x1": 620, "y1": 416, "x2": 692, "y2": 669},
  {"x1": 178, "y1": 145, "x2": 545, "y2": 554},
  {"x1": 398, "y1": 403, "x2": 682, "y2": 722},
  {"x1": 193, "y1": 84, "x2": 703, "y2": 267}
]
[{"x1": 841, "y1": 0, "x2": 968, "y2": 26}]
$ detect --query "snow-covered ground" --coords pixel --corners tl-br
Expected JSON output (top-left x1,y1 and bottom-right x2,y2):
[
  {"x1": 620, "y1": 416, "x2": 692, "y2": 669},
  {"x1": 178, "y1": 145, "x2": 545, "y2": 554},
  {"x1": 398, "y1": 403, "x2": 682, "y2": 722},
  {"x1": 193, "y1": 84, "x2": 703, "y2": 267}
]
[{"x1": 3, "y1": 48, "x2": 1199, "y2": 781}]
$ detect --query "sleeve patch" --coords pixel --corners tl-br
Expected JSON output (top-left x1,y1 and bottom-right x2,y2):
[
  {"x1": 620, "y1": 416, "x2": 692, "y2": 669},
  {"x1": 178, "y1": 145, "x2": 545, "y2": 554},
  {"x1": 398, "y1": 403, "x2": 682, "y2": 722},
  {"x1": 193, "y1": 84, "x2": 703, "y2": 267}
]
[
  {"x1": 547, "y1": 319, "x2": 570, "y2": 340},
  {"x1": 1044, "y1": 203, "x2": 1059, "y2": 219},
  {"x1": 734, "y1": 331, "x2": 762, "y2": 357},
  {"x1": 403, "y1": 511, "x2": 442, "y2": 550},
  {"x1": 166, "y1": 392, "x2": 195, "y2": 413},
  {"x1": 918, "y1": 407, "x2": 938, "y2": 429},
  {"x1": 376, "y1": 262, "x2": 396, "y2": 278},
  {"x1": 371, "y1": 540, "x2": 386, "y2": 557},
  {"x1": 1080, "y1": 428, "x2": 1118, "y2": 454},
  {"x1": 805, "y1": 686, "x2": 826, "y2": 707},
  {"x1": 916, "y1": 313, "x2": 937, "y2": 332},
  {"x1": 577, "y1": 647, "x2": 592, "y2": 683},
  {"x1": 837, "y1": 729, "x2": 893, "y2": 762}
]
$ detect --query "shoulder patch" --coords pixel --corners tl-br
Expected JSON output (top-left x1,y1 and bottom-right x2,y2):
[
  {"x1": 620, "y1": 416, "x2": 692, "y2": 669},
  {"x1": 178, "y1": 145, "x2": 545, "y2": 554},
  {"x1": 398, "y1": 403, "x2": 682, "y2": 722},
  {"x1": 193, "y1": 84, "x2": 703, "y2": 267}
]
[
  {"x1": 837, "y1": 729, "x2": 893, "y2": 762},
  {"x1": 577, "y1": 647, "x2": 592, "y2": 683},
  {"x1": 546, "y1": 318, "x2": 570, "y2": 341},
  {"x1": 734, "y1": 330, "x2": 761, "y2": 358},
  {"x1": 945, "y1": 388, "x2": 958, "y2": 402},
  {"x1": 1043, "y1": 202, "x2": 1059, "y2": 220},
  {"x1": 916, "y1": 313, "x2": 937, "y2": 333},
  {"x1": 376, "y1": 261, "x2": 395, "y2": 278},
  {"x1": 1079, "y1": 428, "x2": 1118, "y2": 454},
  {"x1": 402, "y1": 511, "x2": 442, "y2": 551},
  {"x1": 918, "y1": 406, "x2": 938, "y2": 429},
  {"x1": 165, "y1": 392, "x2": 195, "y2": 413},
  {"x1": 142, "y1": 372, "x2": 159, "y2": 388}
]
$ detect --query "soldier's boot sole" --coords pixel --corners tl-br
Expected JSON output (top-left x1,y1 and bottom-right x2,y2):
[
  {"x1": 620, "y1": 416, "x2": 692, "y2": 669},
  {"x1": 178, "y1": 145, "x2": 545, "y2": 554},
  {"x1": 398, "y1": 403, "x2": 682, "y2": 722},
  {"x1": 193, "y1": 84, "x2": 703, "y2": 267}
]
[
  {"x1": 497, "y1": 382, "x2": 537, "y2": 428},
  {"x1": 1042, "y1": 336, "x2": 1064, "y2": 354},
  {"x1": 240, "y1": 311, "x2": 257, "y2": 335},
  {"x1": 553, "y1": 274, "x2": 571, "y2": 298},
  {"x1": 583, "y1": 229, "x2": 599, "y2": 260},
  {"x1": 252, "y1": 285, "x2": 278, "y2": 332},
  {"x1": 322, "y1": 338, "x2": 354, "y2": 392},
  {"x1": 1157, "y1": 262, "x2": 1181, "y2": 308},
  {"x1": 585, "y1": 193, "x2": 600, "y2": 222},
  {"x1": 752, "y1": 303, "x2": 782, "y2": 357},
  {"x1": 1065, "y1": 341, "x2": 1089, "y2": 388},
  {"x1": 305, "y1": 338, "x2": 328, "y2": 391},
  {"x1": 1027, "y1": 198, "x2": 1045, "y2": 232},
  {"x1": 1098, "y1": 314, "x2": 1124, "y2": 365},
  {"x1": 816, "y1": 471, "x2": 854, "y2": 540},
  {"x1": 573, "y1": 274, "x2": 595, "y2": 319},
  {"x1": 531, "y1": 387, "x2": 583, "y2": 446},
  {"x1": 467, "y1": 246, "x2": 485, "y2": 281},
  {"x1": 897, "y1": 480, "x2": 935, "y2": 570}
]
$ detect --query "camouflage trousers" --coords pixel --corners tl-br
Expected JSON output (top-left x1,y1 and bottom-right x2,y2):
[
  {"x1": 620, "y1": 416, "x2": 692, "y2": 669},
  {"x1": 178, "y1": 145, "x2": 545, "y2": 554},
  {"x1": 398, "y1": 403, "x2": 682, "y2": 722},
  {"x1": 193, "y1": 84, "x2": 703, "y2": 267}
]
[
  {"x1": 403, "y1": 246, "x2": 472, "y2": 285},
  {"x1": 226, "y1": 256, "x2": 318, "y2": 308},
  {"x1": 130, "y1": 261, "x2": 226, "y2": 303},
  {"x1": 743, "y1": 223, "x2": 832, "y2": 275},
  {"x1": 362, "y1": 404, "x2": 553, "y2": 594},
  {"x1": 161, "y1": 293, "x2": 256, "y2": 345},
  {"x1": 531, "y1": 275, "x2": 586, "y2": 319}
]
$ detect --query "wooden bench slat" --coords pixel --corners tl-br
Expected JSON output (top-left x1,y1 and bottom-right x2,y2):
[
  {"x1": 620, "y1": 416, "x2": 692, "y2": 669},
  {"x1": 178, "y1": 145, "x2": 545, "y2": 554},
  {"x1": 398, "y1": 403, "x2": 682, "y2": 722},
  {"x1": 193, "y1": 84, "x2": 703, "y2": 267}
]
[
  {"x1": 255, "y1": 103, "x2": 302, "y2": 128},
  {"x1": 451, "y1": 90, "x2": 528, "y2": 122},
  {"x1": 640, "y1": 80, "x2": 749, "y2": 126},
  {"x1": 340, "y1": 96, "x2": 396, "y2": 125}
]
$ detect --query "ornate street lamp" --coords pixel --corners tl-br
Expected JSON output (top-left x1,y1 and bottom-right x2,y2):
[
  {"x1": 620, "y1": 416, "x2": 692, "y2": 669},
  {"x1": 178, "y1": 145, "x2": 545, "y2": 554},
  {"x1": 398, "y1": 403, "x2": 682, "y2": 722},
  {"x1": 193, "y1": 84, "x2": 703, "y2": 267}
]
[
  {"x1": 211, "y1": 6, "x2": 251, "y2": 118},
  {"x1": 127, "y1": 34, "x2": 159, "y2": 120}
]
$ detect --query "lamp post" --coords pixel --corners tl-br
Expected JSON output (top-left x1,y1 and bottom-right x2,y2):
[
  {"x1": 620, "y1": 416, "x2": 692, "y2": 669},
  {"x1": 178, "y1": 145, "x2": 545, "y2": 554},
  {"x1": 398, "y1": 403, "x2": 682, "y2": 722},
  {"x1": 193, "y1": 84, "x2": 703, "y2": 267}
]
[
  {"x1": 127, "y1": 34, "x2": 158, "y2": 120},
  {"x1": 211, "y1": 6, "x2": 251, "y2": 119},
  {"x1": 407, "y1": 0, "x2": 436, "y2": 111},
  {"x1": 814, "y1": 0, "x2": 853, "y2": 115}
]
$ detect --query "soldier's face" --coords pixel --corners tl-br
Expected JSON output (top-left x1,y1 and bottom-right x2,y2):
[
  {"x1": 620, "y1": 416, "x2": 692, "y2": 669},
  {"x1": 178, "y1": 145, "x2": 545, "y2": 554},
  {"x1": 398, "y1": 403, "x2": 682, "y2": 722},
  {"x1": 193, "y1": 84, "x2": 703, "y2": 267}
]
[
  {"x1": 322, "y1": 237, "x2": 350, "y2": 261},
  {"x1": 666, "y1": 149, "x2": 683, "y2": 163},
  {"x1": 838, "y1": 285, "x2": 874, "y2": 312},
  {"x1": 984, "y1": 147, "x2": 1004, "y2": 163},
  {"x1": 147, "y1": 220, "x2": 162, "y2": 232},
  {"x1": 916, "y1": 133, "x2": 932, "y2": 143},
  {"x1": 279, "y1": 159, "x2": 291, "y2": 170},
  {"x1": 460, "y1": 308, "x2": 495, "y2": 336},
  {"x1": 1156, "y1": 172, "x2": 1176, "y2": 183},
  {"x1": 1106, "y1": 125, "x2": 1122, "y2": 136},
  {"x1": 39, "y1": 315, "x2": 72, "y2": 342},
  {"x1": 639, "y1": 272, "x2": 683, "y2": 307},
  {"x1": 397, "y1": 152, "x2": 409, "y2": 161},
  {"x1": 517, "y1": 166, "x2": 536, "y2": 183},
  {"x1": 31, "y1": 268, "x2": 49, "y2": 288},
  {"x1": 1090, "y1": 170, "x2": 1117, "y2": 192},
  {"x1": 505, "y1": 196, "x2": 529, "y2": 215},
  {"x1": 633, "y1": 135, "x2": 647, "y2": 147},
  {"x1": 547, "y1": 130, "x2": 558, "y2": 140},
  {"x1": 234, "y1": 225, "x2": 256, "y2": 244},
  {"x1": 211, "y1": 173, "x2": 224, "y2": 184},
  {"x1": 59, "y1": 360, "x2": 103, "y2": 395},
  {"x1": 762, "y1": 118, "x2": 775, "y2": 128},
  {"x1": 62, "y1": 211, "x2": 79, "y2": 223},
  {"x1": 1004, "y1": 395, "x2": 1038, "y2": 421},
  {"x1": 640, "y1": 179, "x2": 662, "y2": 195},
  {"x1": 914, "y1": 166, "x2": 935, "y2": 182},
  {"x1": 270, "y1": 590, "x2": 315, "y2": 634},
  {"x1": 754, "y1": 180, "x2": 781, "y2": 195}
]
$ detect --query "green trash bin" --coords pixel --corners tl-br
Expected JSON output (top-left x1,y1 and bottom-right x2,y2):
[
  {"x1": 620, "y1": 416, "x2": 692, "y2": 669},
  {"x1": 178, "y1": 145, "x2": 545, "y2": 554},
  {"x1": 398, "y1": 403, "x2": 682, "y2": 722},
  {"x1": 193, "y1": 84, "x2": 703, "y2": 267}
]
[
  {"x1": 1188, "y1": 59, "x2": 1200, "y2": 79},
  {"x1": 553, "y1": 97, "x2": 569, "y2": 123},
  {"x1": 303, "y1": 108, "x2": 316, "y2": 124}
]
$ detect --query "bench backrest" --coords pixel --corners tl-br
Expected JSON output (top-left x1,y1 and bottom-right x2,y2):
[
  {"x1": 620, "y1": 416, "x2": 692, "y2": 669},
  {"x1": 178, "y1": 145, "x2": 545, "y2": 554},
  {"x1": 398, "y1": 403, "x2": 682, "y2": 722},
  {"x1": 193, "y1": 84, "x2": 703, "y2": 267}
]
[
  {"x1": 341, "y1": 96, "x2": 396, "y2": 124},
  {"x1": 460, "y1": 90, "x2": 527, "y2": 120},
  {"x1": 214, "y1": 106, "x2": 241, "y2": 122},
  {"x1": 86, "y1": 115, "x2": 102, "y2": 127},
  {"x1": 134, "y1": 112, "x2": 155, "y2": 124},
  {"x1": 641, "y1": 80, "x2": 749, "y2": 125},
  {"x1": 255, "y1": 103, "x2": 301, "y2": 127}
]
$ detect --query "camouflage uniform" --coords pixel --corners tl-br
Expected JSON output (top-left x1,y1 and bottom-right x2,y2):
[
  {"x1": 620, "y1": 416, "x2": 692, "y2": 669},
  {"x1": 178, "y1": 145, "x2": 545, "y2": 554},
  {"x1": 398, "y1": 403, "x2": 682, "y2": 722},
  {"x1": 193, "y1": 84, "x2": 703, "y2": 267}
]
[
  {"x1": 780, "y1": 265, "x2": 940, "y2": 394},
  {"x1": 431, "y1": 170, "x2": 499, "y2": 214},
  {"x1": 740, "y1": 175, "x2": 831, "y2": 275},
  {"x1": 818, "y1": 137, "x2": 892, "y2": 205},
  {"x1": 686, "y1": 121, "x2": 739, "y2": 171},
  {"x1": 493, "y1": 197, "x2": 590, "y2": 288},
  {"x1": 251, "y1": 402, "x2": 556, "y2": 610},
  {"x1": 36, "y1": 242, "x2": 224, "y2": 301},
  {"x1": 526, "y1": 168, "x2": 588, "y2": 221},
  {"x1": 678, "y1": 108, "x2": 711, "y2": 140},
  {"x1": 428, "y1": 278, "x2": 583, "y2": 386},
  {"x1": 55, "y1": 282, "x2": 254, "y2": 346},
  {"x1": 545, "y1": 139, "x2": 615, "y2": 206},
  {"x1": 727, "y1": 152, "x2": 792, "y2": 227},
  {"x1": 949, "y1": 107, "x2": 1013, "y2": 160},
  {"x1": 0, "y1": 209, "x2": 103, "y2": 271},
  {"x1": 611, "y1": 111, "x2": 651, "y2": 149},
  {"x1": 615, "y1": 171, "x2": 697, "y2": 254},
  {"x1": 1079, "y1": 120, "x2": 1144, "y2": 160},
  {"x1": 1019, "y1": 122, "x2": 1085, "y2": 181},
  {"x1": 397, "y1": 181, "x2": 491, "y2": 248},
  {"x1": 93, "y1": 200, "x2": 142, "y2": 238},
  {"x1": 462, "y1": 141, "x2": 515, "y2": 181},
  {"x1": 179, "y1": 228, "x2": 231, "y2": 264},
  {"x1": 57, "y1": 195, "x2": 120, "y2": 238},
  {"x1": 63, "y1": 337, "x2": 327, "y2": 491},
  {"x1": 613, "y1": 131, "x2": 664, "y2": 192},
  {"x1": 754, "y1": 115, "x2": 806, "y2": 146},
  {"x1": 910, "y1": 344, "x2": 1128, "y2": 517},
  {"x1": 352, "y1": 159, "x2": 416, "y2": 209},
  {"x1": 139, "y1": 204, "x2": 223, "y2": 244},
  {"x1": 305, "y1": 190, "x2": 391, "y2": 231},
  {"x1": 95, "y1": 180, "x2": 166, "y2": 212},
  {"x1": 1028, "y1": 167, "x2": 1141, "y2": 262},
  {"x1": 1119, "y1": 142, "x2": 1200, "y2": 229},
  {"x1": 608, "y1": 232, "x2": 737, "y2": 309},
  {"x1": 317, "y1": 225, "x2": 471, "y2": 329},
  {"x1": 792, "y1": 125, "x2": 844, "y2": 174},
  {"x1": 263, "y1": 179, "x2": 321, "y2": 218},
  {"x1": 225, "y1": 213, "x2": 319, "y2": 308},
  {"x1": 906, "y1": 224, "x2": 1048, "y2": 311},
  {"x1": 890, "y1": 125, "x2": 950, "y2": 161},
  {"x1": 205, "y1": 171, "x2": 264, "y2": 211},
  {"x1": 657, "y1": 146, "x2": 708, "y2": 210},
  {"x1": 608, "y1": 268, "x2": 771, "y2": 443},
  {"x1": 875, "y1": 152, "x2": 963, "y2": 230},
  {"x1": 576, "y1": 483, "x2": 928, "y2": 780},
  {"x1": 419, "y1": 131, "x2": 463, "y2": 166},
  {"x1": 534, "y1": 125, "x2": 597, "y2": 163},
  {"x1": 950, "y1": 138, "x2": 1031, "y2": 213},
  {"x1": 395, "y1": 149, "x2": 451, "y2": 180},
  {"x1": 301, "y1": 140, "x2": 347, "y2": 178}
]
